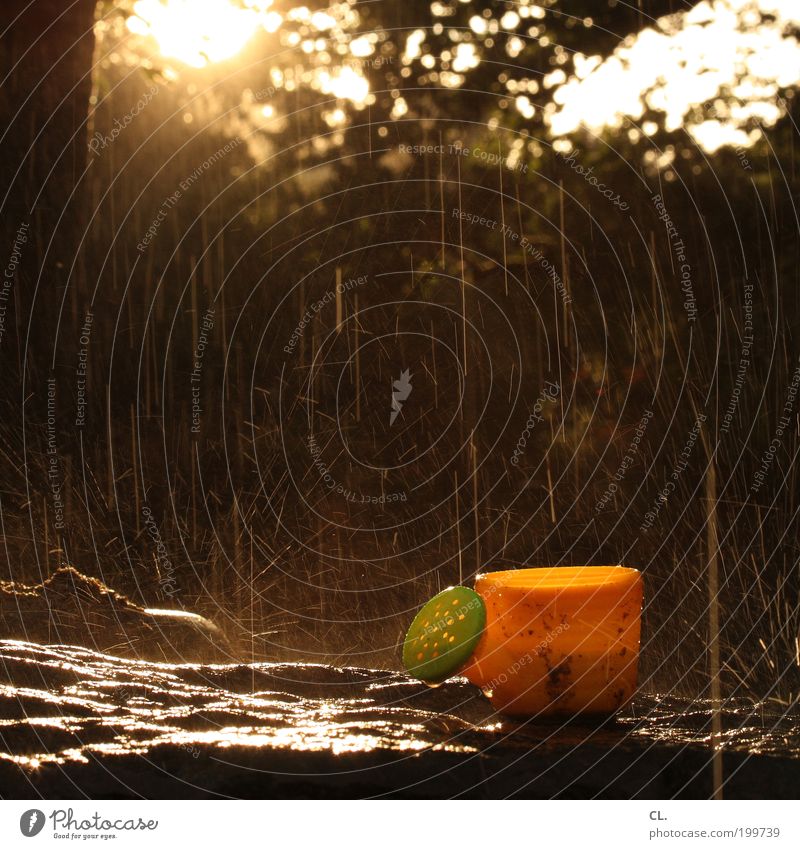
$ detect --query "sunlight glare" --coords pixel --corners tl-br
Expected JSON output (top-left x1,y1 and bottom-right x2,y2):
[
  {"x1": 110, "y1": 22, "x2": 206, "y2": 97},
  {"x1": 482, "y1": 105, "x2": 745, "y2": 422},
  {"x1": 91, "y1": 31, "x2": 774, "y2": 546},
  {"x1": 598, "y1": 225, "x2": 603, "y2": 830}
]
[
  {"x1": 127, "y1": 0, "x2": 263, "y2": 68},
  {"x1": 317, "y1": 65, "x2": 370, "y2": 106},
  {"x1": 546, "y1": 0, "x2": 800, "y2": 152}
]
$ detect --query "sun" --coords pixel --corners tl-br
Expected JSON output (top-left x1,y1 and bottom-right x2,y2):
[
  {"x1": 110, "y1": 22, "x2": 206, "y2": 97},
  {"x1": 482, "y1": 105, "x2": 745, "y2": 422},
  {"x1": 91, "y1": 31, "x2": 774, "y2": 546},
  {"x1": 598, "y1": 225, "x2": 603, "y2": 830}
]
[{"x1": 126, "y1": 0, "x2": 266, "y2": 69}]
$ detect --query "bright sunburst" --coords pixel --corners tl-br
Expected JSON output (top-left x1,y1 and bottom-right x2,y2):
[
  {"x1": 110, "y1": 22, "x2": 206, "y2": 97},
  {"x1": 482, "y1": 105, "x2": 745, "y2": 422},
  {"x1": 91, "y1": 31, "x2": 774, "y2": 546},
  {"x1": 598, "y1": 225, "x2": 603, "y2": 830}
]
[{"x1": 126, "y1": 0, "x2": 266, "y2": 68}]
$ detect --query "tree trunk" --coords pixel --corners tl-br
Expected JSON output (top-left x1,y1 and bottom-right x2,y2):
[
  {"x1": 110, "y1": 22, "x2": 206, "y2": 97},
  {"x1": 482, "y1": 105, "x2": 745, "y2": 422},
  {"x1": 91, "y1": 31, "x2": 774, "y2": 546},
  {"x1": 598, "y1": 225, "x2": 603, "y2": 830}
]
[{"x1": 0, "y1": 0, "x2": 97, "y2": 353}]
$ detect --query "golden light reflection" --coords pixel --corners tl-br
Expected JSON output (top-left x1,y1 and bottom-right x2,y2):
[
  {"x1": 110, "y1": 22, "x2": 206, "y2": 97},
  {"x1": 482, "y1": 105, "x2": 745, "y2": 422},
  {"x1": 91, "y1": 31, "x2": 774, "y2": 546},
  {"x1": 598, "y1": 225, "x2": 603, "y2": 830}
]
[
  {"x1": 1, "y1": 642, "x2": 798, "y2": 770},
  {"x1": 546, "y1": 0, "x2": 800, "y2": 152},
  {"x1": 0, "y1": 641, "x2": 485, "y2": 767}
]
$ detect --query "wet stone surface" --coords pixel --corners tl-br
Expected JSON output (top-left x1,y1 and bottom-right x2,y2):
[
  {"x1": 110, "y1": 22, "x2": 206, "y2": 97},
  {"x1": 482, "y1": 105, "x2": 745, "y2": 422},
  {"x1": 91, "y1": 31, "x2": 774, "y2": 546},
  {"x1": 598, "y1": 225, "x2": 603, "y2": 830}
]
[{"x1": 0, "y1": 641, "x2": 798, "y2": 798}]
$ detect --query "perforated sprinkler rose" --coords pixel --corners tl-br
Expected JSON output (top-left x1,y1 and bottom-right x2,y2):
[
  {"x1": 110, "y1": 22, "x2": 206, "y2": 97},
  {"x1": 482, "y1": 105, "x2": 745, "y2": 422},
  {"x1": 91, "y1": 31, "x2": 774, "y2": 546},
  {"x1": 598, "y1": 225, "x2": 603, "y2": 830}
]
[{"x1": 403, "y1": 566, "x2": 644, "y2": 718}]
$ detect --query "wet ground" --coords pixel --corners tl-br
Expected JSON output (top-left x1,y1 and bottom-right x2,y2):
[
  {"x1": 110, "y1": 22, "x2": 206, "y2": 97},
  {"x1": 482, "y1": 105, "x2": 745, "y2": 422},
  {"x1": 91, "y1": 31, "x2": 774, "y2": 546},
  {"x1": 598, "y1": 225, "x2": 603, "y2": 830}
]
[{"x1": 0, "y1": 640, "x2": 798, "y2": 799}]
